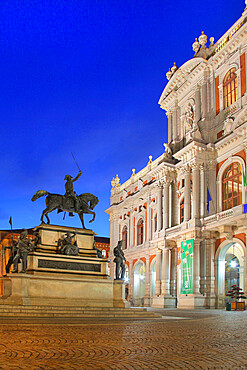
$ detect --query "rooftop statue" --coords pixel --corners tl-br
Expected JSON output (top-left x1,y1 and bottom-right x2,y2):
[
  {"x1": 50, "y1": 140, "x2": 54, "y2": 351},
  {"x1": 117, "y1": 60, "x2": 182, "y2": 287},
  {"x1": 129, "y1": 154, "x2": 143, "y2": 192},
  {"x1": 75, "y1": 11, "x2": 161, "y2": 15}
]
[{"x1": 32, "y1": 164, "x2": 99, "y2": 229}]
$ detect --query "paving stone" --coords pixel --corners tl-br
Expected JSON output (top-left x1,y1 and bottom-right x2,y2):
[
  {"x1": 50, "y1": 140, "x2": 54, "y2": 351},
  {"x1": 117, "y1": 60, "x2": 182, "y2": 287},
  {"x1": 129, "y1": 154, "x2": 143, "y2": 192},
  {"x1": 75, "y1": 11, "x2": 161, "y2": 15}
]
[{"x1": 0, "y1": 309, "x2": 246, "y2": 369}]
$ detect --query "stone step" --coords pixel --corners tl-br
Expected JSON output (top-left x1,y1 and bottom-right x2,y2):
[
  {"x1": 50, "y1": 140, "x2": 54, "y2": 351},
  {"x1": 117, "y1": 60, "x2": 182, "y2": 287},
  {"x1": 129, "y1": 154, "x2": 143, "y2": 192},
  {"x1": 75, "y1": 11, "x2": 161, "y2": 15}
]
[
  {"x1": 0, "y1": 305, "x2": 161, "y2": 318},
  {"x1": 0, "y1": 305, "x2": 147, "y2": 312},
  {"x1": 0, "y1": 313, "x2": 159, "y2": 318}
]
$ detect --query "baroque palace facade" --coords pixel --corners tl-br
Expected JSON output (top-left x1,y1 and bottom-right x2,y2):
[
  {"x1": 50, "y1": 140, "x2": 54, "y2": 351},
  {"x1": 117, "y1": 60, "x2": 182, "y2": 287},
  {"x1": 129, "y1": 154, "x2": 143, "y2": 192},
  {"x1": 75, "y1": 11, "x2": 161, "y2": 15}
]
[{"x1": 106, "y1": 3, "x2": 247, "y2": 309}]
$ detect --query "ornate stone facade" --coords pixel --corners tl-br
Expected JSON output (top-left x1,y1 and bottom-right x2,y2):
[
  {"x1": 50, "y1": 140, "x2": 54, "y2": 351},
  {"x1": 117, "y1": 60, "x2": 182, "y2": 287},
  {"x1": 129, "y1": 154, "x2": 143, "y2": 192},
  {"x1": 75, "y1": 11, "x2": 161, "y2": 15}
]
[{"x1": 106, "y1": 3, "x2": 247, "y2": 309}]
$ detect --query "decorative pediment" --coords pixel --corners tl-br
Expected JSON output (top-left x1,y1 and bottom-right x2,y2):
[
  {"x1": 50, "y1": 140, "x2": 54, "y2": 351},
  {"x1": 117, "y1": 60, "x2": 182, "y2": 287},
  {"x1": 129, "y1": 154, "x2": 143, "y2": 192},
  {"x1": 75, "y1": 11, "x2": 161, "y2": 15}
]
[{"x1": 158, "y1": 58, "x2": 208, "y2": 111}]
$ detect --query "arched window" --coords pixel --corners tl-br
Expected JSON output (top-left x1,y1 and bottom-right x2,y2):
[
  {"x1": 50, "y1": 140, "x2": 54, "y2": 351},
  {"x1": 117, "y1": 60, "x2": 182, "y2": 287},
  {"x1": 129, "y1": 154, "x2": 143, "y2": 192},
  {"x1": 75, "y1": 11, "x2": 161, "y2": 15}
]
[
  {"x1": 180, "y1": 198, "x2": 184, "y2": 223},
  {"x1": 154, "y1": 214, "x2": 157, "y2": 232},
  {"x1": 137, "y1": 219, "x2": 144, "y2": 245},
  {"x1": 122, "y1": 226, "x2": 128, "y2": 250},
  {"x1": 222, "y1": 162, "x2": 242, "y2": 211},
  {"x1": 223, "y1": 68, "x2": 238, "y2": 109}
]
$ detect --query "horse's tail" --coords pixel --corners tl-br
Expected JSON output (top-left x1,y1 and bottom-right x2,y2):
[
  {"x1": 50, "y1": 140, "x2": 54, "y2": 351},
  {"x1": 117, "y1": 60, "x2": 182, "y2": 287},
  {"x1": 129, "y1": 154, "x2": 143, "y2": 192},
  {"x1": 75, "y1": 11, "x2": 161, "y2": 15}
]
[{"x1": 31, "y1": 190, "x2": 50, "y2": 202}]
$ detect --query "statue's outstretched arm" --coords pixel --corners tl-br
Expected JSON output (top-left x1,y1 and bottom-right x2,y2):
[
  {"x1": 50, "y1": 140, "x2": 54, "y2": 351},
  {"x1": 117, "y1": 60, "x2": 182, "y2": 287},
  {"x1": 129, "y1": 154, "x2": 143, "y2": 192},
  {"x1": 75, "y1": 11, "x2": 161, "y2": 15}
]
[{"x1": 72, "y1": 170, "x2": 82, "y2": 183}]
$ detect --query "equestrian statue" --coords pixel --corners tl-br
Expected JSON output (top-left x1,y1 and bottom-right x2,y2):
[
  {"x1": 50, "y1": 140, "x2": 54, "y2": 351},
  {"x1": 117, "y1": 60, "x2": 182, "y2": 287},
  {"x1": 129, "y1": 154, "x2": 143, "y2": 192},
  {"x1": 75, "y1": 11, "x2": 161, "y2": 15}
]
[{"x1": 31, "y1": 158, "x2": 99, "y2": 229}]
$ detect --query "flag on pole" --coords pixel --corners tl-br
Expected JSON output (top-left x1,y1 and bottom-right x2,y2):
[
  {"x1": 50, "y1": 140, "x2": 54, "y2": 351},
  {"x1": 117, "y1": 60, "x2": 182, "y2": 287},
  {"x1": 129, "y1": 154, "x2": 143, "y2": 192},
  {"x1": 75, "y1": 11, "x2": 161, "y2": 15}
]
[
  {"x1": 243, "y1": 171, "x2": 247, "y2": 187},
  {"x1": 9, "y1": 217, "x2": 12, "y2": 228},
  {"x1": 206, "y1": 187, "x2": 212, "y2": 213}
]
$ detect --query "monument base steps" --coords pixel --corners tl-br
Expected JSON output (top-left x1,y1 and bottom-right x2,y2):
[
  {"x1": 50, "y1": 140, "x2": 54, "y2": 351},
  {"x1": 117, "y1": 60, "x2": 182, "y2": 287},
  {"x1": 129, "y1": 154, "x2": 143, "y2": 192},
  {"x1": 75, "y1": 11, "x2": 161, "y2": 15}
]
[{"x1": 0, "y1": 305, "x2": 162, "y2": 319}]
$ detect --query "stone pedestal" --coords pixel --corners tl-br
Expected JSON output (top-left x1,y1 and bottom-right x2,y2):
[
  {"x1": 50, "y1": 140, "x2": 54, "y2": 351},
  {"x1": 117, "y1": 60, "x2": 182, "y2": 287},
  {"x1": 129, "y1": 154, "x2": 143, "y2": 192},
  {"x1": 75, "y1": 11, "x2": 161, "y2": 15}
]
[
  {"x1": 0, "y1": 224, "x2": 127, "y2": 309},
  {"x1": 152, "y1": 295, "x2": 177, "y2": 308},
  {"x1": 0, "y1": 274, "x2": 126, "y2": 308},
  {"x1": 27, "y1": 252, "x2": 108, "y2": 278},
  {"x1": 177, "y1": 294, "x2": 206, "y2": 309},
  {"x1": 34, "y1": 224, "x2": 97, "y2": 255}
]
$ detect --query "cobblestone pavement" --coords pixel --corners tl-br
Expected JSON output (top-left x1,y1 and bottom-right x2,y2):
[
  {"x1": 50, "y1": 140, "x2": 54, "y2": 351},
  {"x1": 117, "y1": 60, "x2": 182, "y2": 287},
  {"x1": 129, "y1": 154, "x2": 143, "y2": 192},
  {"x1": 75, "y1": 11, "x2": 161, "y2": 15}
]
[{"x1": 0, "y1": 309, "x2": 247, "y2": 369}]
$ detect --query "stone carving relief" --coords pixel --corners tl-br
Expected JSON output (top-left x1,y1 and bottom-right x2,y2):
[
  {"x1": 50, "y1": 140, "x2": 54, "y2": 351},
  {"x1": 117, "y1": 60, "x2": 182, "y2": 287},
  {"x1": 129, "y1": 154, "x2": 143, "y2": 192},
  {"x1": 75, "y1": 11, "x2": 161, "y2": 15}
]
[
  {"x1": 184, "y1": 103, "x2": 194, "y2": 131},
  {"x1": 223, "y1": 116, "x2": 234, "y2": 135},
  {"x1": 183, "y1": 100, "x2": 202, "y2": 142}
]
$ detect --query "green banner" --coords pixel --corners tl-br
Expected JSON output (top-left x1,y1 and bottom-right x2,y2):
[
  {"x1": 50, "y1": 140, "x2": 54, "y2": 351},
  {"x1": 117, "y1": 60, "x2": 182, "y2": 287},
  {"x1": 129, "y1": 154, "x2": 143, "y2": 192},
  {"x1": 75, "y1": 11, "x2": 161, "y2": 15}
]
[{"x1": 180, "y1": 239, "x2": 194, "y2": 294}]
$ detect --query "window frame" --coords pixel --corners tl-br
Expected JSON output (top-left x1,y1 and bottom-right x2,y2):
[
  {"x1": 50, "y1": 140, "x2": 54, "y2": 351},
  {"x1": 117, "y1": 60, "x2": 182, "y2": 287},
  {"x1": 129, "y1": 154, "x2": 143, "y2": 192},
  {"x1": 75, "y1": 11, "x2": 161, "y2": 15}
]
[
  {"x1": 137, "y1": 218, "x2": 144, "y2": 245},
  {"x1": 222, "y1": 162, "x2": 242, "y2": 211},
  {"x1": 223, "y1": 68, "x2": 238, "y2": 109},
  {"x1": 180, "y1": 198, "x2": 184, "y2": 224}
]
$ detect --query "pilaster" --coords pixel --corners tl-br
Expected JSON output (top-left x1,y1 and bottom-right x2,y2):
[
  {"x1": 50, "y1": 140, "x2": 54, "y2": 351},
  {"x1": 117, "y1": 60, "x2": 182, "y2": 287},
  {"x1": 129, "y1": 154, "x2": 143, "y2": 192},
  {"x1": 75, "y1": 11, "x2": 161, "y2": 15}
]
[
  {"x1": 191, "y1": 162, "x2": 200, "y2": 221},
  {"x1": 144, "y1": 256, "x2": 150, "y2": 306},
  {"x1": 184, "y1": 165, "x2": 191, "y2": 222},
  {"x1": 161, "y1": 248, "x2": 171, "y2": 296},
  {"x1": 195, "y1": 85, "x2": 201, "y2": 123},
  {"x1": 200, "y1": 163, "x2": 206, "y2": 218},
  {"x1": 156, "y1": 182, "x2": 163, "y2": 232},
  {"x1": 163, "y1": 182, "x2": 170, "y2": 230},
  {"x1": 155, "y1": 249, "x2": 162, "y2": 296}
]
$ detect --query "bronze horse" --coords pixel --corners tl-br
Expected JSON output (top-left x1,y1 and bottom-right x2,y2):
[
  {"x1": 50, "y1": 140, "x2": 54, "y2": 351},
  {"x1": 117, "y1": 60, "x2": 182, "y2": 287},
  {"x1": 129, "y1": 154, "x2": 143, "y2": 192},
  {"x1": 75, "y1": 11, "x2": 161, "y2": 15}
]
[{"x1": 32, "y1": 191, "x2": 99, "y2": 229}]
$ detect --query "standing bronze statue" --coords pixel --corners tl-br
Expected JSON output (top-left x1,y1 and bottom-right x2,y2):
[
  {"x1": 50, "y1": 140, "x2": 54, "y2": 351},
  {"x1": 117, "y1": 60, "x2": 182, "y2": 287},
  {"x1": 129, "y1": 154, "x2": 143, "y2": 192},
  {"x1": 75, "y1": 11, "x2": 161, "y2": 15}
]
[
  {"x1": 32, "y1": 169, "x2": 99, "y2": 229},
  {"x1": 4, "y1": 235, "x2": 18, "y2": 274},
  {"x1": 113, "y1": 240, "x2": 126, "y2": 280},
  {"x1": 12, "y1": 229, "x2": 35, "y2": 273}
]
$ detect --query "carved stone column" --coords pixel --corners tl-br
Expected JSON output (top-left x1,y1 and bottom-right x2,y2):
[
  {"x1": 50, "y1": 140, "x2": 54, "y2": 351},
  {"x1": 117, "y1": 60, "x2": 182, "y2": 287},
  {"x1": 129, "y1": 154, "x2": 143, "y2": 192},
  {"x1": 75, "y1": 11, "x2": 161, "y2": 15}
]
[
  {"x1": 193, "y1": 240, "x2": 201, "y2": 295},
  {"x1": 155, "y1": 249, "x2": 162, "y2": 296},
  {"x1": 200, "y1": 242, "x2": 206, "y2": 295},
  {"x1": 200, "y1": 164, "x2": 205, "y2": 218},
  {"x1": 173, "y1": 105, "x2": 178, "y2": 142},
  {"x1": 167, "y1": 111, "x2": 172, "y2": 144},
  {"x1": 170, "y1": 247, "x2": 177, "y2": 297},
  {"x1": 201, "y1": 82, "x2": 207, "y2": 119},
  {"x1": 161, "y1": 248, "x2": 170, "y2": 295},
  {"x1": 195, "y1": 86, "x2": 201, "y2": 123},
  {"x1": 157, "y1": 183, "x2": 163, "y2": 232},
  {"x1": 184, "y1": 165, "x2": 191, "y2": 222},
  {"x1": 144, "y1": 256, "x2": 150, "y2": 306},
  {"x1": 207, "y1": 161, "x2": 216, "y2": 215},
  {"x1": 146, "y1": 199, "x2": 151, "y2": 242},
  {"x1": 218, "y1": 82, "x2": 223, "y2": 113},
  {"x1": 192, "y1": 163, "x2": 200, "y2": 220},
  {"x1": 163, "y1": 180, "x2": 170, "y2": 230},
  {"x1": 128, "y1": 260, "x2": 134, "y2": 303},
  {"x1": 205, "y1": 238, "x2": 216, "y2": 308},
  {"x1": 129, "y1": 212, "x2": 134, "y2": 248},
  {"x1": 169, "y1": 183, "x2": 173, "y2": 228}
]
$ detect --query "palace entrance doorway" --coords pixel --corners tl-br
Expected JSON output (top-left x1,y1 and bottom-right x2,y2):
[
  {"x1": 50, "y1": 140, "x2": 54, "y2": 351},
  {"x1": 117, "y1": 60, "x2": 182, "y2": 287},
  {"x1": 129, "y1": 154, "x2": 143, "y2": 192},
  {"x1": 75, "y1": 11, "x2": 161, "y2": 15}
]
[
  {"x1": 216, "y1": 241, "x2": 245, "y2": 308},
  {"x1": 133, "y1": 261, "x2": 145, "y2": 306}
]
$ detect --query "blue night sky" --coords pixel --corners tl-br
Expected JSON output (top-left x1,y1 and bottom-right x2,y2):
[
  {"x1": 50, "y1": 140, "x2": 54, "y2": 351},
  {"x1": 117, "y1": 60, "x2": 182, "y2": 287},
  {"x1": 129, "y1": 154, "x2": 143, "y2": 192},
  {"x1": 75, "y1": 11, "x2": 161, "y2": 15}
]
[{"x1": 0, "y1": 0, "x2": 244, "y2": 236}]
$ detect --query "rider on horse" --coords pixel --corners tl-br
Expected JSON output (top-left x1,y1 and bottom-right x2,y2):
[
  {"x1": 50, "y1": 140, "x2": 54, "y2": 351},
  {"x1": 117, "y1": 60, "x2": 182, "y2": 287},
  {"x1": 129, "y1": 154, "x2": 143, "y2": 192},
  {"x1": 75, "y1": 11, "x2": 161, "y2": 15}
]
[{"x1": 64, "y1": 170, "x2": 82, "y2": 216}]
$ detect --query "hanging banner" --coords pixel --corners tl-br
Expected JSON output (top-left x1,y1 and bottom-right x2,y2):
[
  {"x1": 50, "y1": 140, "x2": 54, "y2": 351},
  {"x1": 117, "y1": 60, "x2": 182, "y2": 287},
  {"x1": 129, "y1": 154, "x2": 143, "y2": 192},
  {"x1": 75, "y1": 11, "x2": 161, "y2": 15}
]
[{"x1": 180, "y1": 239, "x2": 194, "y2": 294}]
